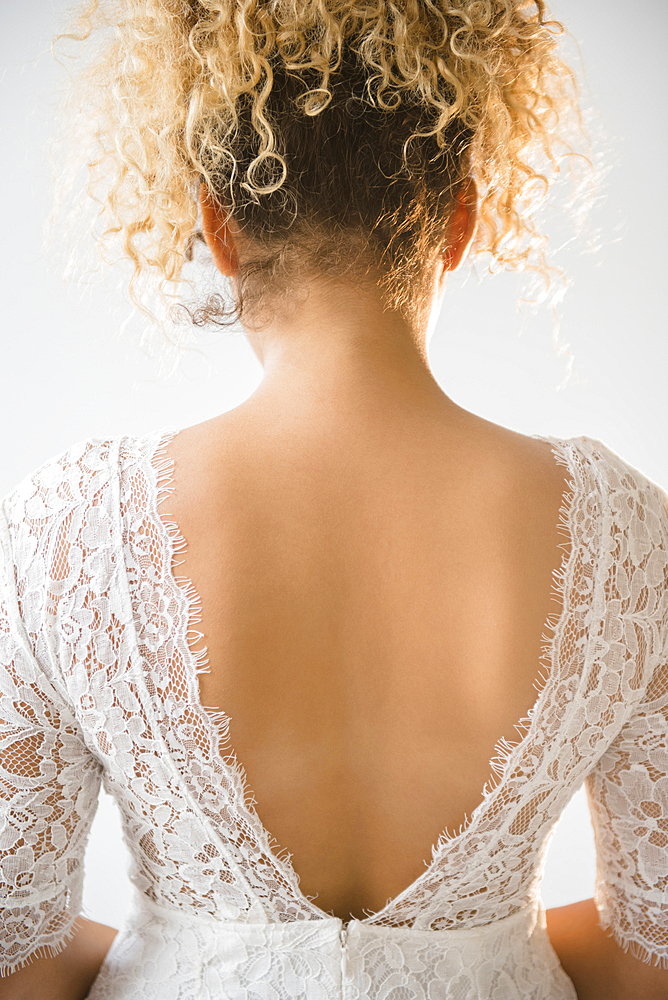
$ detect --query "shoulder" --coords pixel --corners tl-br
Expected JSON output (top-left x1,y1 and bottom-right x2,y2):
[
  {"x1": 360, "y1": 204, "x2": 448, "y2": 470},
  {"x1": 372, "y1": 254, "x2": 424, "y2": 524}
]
[
  {"x1": 573, "y1": 436, "x2": 668, "y2": 546},
  {"x1": 0, "y1": 438, "x2": 123, "y2": 641},
  {"x1": 2, "y1": 428, "x2": 178, "y2": 529},
  {"x1": 0, "y1": 428, "x2": 176, "y2": 609},
  {"x1": 2, "y1": 436, "x2": 120, "y2": 531},
  {"x1": 573, "y1": 437, "x2": 668, "y2": 676}
]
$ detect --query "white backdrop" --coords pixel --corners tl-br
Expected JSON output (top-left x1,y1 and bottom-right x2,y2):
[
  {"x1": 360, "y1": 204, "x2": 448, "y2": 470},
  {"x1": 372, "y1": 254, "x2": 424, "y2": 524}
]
[{"x1": 1, "y1": 1, "x2": 666, "y2": 930}]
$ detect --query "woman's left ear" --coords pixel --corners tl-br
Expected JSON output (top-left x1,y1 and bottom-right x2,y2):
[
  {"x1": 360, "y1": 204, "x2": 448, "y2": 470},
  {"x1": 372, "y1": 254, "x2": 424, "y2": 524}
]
[
  {"x1": 199, "y1": 184, "x2": 239, "y2": 277},
  {"x1": 441, "y1": 179, "x2": 478, "y2": 274}
]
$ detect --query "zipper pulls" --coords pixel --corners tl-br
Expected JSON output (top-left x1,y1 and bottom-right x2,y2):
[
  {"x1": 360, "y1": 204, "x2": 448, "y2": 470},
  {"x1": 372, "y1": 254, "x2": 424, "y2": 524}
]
[{"x1": 340, "y1": 923, "x2": 348, "y2": 946}]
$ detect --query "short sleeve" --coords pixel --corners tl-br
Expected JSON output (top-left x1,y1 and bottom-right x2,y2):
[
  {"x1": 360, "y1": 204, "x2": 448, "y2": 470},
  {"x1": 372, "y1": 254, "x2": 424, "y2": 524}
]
[
  {"x1": 0, "y1": 492, "x2": 102, "y2": 975},
  {"x1": 585, "y1": 480, "x2": 668, "y2": 968}
]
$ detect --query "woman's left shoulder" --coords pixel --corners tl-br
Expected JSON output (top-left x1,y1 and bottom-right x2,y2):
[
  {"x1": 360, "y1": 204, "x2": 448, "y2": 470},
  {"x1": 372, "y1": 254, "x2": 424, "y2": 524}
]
[
  {"x1": 0, "y1": 429, "x2": 180, "y2": 581},
  {"x1": 1, "y1": 435, "x2": 122, "y2": 535},
  {"x1": 568, "y1": 435, "x2": 668, "y2": 535},
  {"x1": 2, "y1": 427, "x2": 178, "y2": 522}
]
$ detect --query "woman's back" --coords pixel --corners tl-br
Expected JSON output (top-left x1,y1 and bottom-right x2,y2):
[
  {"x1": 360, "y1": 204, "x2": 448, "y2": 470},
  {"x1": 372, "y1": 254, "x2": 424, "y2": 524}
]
[
  {"x1": 2, "y1": 1, "x2": 667, "y2": 996},
  {"x1": 2, "y1": 405, "x2": 667, "y2": 999},
  {"x1": 165, "y1": 403, "x2": 572, "y2": 923}
]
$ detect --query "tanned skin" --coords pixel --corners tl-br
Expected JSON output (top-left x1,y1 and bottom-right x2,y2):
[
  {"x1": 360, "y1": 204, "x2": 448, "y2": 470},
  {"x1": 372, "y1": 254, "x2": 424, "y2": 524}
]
[{"x1": 3, "y1": 191, "x2": 666, "y2": 1000}]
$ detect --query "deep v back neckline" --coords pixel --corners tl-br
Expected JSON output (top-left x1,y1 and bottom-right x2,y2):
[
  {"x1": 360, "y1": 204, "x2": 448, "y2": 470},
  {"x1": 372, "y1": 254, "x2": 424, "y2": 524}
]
[{"x1": 136, "y1": 427, "x2": 592, "y2": 926}]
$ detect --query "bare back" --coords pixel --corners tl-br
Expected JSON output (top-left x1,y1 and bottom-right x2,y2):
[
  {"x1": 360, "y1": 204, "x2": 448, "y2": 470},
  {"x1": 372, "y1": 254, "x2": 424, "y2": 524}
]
[{"x1": 162, "y1": 407, "x2": 570, "y2": 922}]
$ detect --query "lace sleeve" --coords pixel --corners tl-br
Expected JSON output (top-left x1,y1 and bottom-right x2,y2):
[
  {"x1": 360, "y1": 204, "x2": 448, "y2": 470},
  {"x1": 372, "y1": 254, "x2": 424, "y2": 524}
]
[
  {"x1": 0, "y1": 487, "x2": 103, "y2": 976},
  {"x1": 585, "y1": 480, "x2": 668, "y2": 969}
]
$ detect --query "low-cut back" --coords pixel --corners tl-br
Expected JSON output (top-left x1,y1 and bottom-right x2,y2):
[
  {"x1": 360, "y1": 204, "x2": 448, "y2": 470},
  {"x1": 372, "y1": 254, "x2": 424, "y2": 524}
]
[
  {"x1": 1, "y1": 426, "x2": 667, "y2": 998},
  {"x1": 159, "y1": 417, "x2": 574, "y2": 924}
]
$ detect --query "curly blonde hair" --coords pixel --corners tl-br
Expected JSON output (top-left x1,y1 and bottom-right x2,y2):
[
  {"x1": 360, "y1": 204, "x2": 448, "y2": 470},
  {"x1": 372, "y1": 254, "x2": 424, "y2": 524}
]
[{"x1": 58, "y1": 0, "x2": 584, "y2": 330}]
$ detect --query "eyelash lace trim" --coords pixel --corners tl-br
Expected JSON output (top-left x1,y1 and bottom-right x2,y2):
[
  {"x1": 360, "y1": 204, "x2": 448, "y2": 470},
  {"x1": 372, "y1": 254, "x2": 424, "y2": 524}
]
[{"x1": 1, "y1": 428, "x2": 666, "y2": 986}]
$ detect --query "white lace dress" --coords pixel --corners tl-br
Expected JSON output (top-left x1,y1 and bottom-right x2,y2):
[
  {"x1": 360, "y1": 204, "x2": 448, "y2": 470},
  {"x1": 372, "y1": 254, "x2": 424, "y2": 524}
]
[{"x1": 1, "y1": 429, "x2": 667, "y2": 1000}]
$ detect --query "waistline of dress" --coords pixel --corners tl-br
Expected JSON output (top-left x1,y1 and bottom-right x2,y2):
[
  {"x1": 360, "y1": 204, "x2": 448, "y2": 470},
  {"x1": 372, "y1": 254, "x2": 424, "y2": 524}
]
[
  {"x1": 129, "y1": 890, "x2": 543, "y2": 943},
  {"x1": 87, "y1": 892, "x2": 577, "y2": 1000}
]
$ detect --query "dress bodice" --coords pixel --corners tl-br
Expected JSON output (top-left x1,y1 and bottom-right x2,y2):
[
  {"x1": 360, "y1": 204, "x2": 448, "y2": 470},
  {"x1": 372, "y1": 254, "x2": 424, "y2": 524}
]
[{"x1": 1, "y1": 429, "x2": 667, "y2": 997}]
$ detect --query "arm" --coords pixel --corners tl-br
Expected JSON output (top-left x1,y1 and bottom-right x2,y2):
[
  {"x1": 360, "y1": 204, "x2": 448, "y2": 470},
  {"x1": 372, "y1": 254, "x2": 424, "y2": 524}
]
[
  {"x1": 0, "y1": 503, "x2": 105, "y2": 984},
  {"x1": 0, "y1": 918, "x2": 117, "y2": 1000},
  {"x1": 546, "y1": 898, "x2": 668, "y2": 1000},
  {"x1": 547, "y1": 640, "x2": 668, "y2": 999}
]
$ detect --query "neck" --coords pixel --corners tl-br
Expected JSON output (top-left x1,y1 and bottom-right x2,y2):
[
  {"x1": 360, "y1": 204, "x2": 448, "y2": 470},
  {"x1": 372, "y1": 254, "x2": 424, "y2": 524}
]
[{"x1": 240, "y1": 275, "x2": 458, "y2": 426}]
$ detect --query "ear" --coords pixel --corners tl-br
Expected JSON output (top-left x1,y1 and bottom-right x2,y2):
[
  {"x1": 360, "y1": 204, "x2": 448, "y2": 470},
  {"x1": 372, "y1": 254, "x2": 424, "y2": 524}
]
[
  {"x1": 441, "y1": 178, "x2": 478, "y2": 274},
  {"x1": 199, "y1": 183, "x2": 239, "y2": 277}
]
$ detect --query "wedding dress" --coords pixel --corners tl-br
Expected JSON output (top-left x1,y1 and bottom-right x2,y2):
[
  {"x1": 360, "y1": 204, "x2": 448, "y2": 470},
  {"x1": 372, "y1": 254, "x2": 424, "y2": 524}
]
[{"x1": 1, "y1": 429, "x2": 666, "y2": 998}]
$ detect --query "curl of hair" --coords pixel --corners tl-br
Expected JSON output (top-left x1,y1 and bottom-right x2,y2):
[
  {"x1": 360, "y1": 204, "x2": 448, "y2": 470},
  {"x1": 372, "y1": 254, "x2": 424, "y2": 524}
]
[{"x1": 56, "y1": 0, "x2": 586, "y2": 332}]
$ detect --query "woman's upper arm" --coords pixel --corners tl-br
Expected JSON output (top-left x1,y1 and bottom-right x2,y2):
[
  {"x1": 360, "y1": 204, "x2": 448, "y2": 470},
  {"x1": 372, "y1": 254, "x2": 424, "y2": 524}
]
[
  {"x1": 0, "y1": 493, "x2": 103, "y2": 978},
  {"x1": 548, "y1": 651, "x2": 668, "y2": 998},
  {"x1": 563, "y1": 475, "x2": 668, "y2": 996},
  {"x1": 584, "y1": 652, "x2": 668, "y2": 973}
]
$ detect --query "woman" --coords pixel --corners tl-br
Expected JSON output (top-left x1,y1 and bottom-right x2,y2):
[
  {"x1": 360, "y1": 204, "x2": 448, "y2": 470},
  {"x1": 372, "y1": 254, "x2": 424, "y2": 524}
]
[{"x1": 0, "y1": 1, "x2": 666, "y2": 998}]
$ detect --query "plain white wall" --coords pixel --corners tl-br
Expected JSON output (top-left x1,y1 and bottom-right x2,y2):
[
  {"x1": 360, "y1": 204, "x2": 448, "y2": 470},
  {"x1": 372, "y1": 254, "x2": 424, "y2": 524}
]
[{"x1": 1, "y1": 1, "x2": 666, "y2": 929}]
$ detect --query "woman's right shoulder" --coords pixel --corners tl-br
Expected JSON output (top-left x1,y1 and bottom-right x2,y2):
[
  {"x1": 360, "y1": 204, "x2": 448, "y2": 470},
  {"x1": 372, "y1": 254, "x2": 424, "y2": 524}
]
[
  {"x1": 574, "y1": 435, "x2": 668, "y2": 543},
  {"x1": 574, "y1": 436, "x2": 668, "y2": 681}
]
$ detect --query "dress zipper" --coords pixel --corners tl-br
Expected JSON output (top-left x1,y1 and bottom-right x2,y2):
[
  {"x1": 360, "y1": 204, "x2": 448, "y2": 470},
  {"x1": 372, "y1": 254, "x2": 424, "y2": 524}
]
[{"x1": 340, "y1": 923, "x2": 348, "y2": 996}]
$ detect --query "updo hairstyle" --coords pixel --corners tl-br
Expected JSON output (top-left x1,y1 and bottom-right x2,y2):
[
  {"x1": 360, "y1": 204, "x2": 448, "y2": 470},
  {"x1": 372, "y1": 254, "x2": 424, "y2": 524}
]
[{"x1": 59, "y1": 1, "x2": 583, "y2": 329}]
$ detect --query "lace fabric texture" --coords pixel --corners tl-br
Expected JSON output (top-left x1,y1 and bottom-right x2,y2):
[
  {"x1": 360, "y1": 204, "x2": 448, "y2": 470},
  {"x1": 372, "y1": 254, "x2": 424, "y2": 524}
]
[
  {"x1": 86, "y1": 894, "x2": 574, "y2": 1000},
  {"x1": 1, "y1": 429, "x2": 667, "y2": 998}
]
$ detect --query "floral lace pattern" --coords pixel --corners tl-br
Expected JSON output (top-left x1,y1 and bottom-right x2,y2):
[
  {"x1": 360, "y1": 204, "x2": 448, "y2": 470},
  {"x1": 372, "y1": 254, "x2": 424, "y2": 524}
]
[
  {"x1": 1, "y1": 429, "x2": 667, "y2": 996},
  {"x1": 87, "y1": 895, "x2": 575, "y2": 1000}
]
